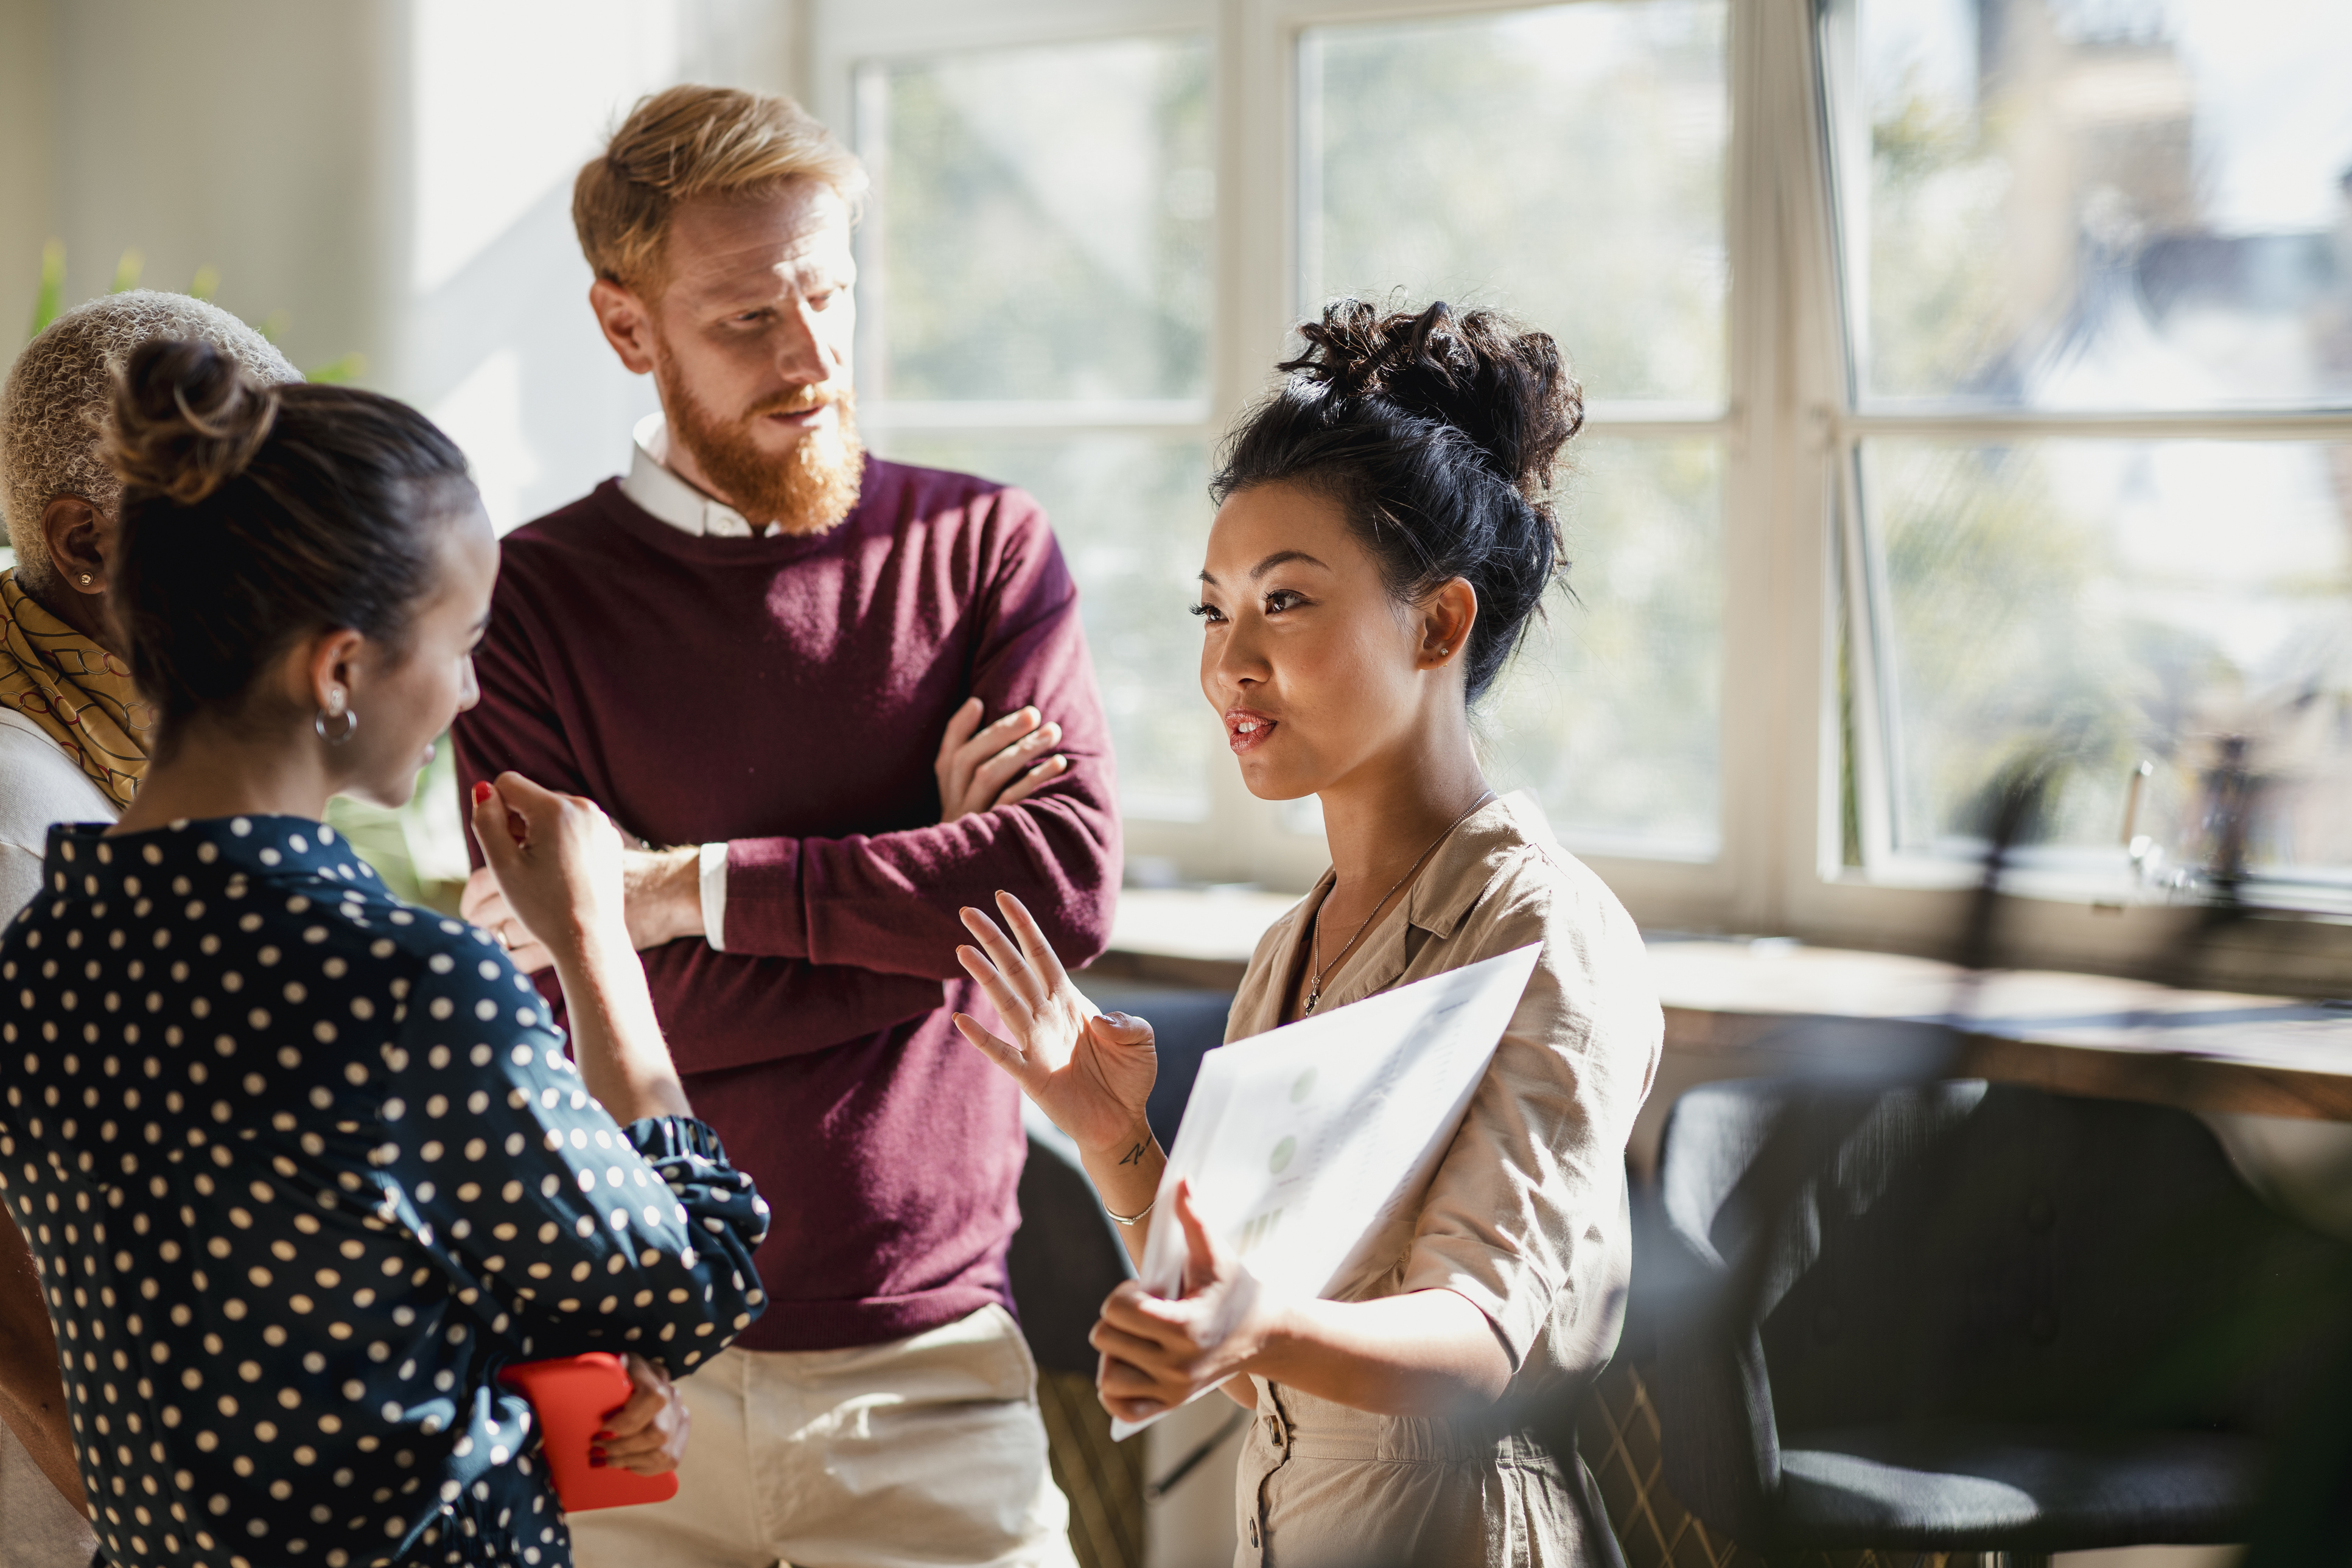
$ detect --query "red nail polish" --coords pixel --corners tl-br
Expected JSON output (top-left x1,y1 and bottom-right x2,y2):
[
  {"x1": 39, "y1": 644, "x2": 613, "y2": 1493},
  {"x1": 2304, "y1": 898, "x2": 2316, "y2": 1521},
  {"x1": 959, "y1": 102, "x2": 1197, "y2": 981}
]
[{"x1": 472, "y1": 782, "x2": 493, "y2": 805}]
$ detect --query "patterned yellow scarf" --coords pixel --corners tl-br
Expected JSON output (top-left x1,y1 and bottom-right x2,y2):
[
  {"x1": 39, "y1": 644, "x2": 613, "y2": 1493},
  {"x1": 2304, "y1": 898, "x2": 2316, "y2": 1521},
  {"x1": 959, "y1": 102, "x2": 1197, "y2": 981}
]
[{"x1": 0, "y1": 568, "x2": 152, "y2": 810}]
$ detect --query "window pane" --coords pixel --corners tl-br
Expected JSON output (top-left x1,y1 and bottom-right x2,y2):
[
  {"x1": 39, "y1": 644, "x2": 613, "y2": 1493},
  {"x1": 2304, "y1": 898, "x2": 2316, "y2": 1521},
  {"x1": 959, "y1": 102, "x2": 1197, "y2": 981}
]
[
  {"x1": 870, "y1": 434, "x2": 1216, "y2": 822},
  {"x1": 1834, "y1": 0, "x2": 2352, "y2": 409},
  {"x1": 1484, "y1": 439, "x2": 1724, "y2": 858},
  {"x1": 1301, "y1": 1, "x2": 1728, "y2": 406},
  {"x1": 1866, "y1": 438, "x2": 2352, "y2": 884},
  {"x1": 855, "y1": 37, "x2": 1211, "y2": 402}
]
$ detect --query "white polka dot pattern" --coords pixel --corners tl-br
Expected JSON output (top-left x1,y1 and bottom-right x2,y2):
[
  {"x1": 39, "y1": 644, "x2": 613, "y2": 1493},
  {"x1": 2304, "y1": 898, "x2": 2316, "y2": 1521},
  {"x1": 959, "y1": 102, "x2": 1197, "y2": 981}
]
[{"x1": 0, "y1": 816, "x2": 771, "y2": 1568}]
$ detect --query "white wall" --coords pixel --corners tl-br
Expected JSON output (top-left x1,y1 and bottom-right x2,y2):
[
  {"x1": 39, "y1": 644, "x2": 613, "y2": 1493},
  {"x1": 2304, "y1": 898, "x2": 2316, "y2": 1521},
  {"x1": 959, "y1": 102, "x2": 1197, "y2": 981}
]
[
  {"x1": 3, "y1": 0, "x2": 804, "y2": 533},
  {"x1": 395, "y1": 0, "x2": 801, "y2": 530},
  {"x1": 41, "y1": 1, "x2": 395, "y2": 380},
  {"x1": 0, "y1": 0, "x2": 56, "y2": 347}
]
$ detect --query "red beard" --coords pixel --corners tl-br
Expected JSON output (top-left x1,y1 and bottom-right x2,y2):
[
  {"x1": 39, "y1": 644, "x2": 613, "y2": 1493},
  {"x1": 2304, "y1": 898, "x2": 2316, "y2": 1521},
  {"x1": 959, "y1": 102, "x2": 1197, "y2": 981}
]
[{"x1": 654, "y1": 354, "x2": 866, "y2": 536}]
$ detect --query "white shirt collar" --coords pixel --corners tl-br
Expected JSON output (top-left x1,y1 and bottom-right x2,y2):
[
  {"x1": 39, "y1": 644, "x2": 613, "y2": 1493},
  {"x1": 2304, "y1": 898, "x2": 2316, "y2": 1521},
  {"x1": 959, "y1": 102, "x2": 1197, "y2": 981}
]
[{"x1": 620, "y1": 413, "x2": 780, "y2": 539}]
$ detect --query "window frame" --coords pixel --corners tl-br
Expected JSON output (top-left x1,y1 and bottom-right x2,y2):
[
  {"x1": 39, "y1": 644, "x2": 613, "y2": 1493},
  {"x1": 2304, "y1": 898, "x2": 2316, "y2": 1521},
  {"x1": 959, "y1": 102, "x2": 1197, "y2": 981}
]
[
  {"x1": 1803, "y1": 0, "x2": 2352, "y2": 987},
  {"x1": 806, "y1": 0, "x2": 2352, "y2": 992},
  {"x1": 812, "y1": 0, "x2": 1239, "y2": 874}
]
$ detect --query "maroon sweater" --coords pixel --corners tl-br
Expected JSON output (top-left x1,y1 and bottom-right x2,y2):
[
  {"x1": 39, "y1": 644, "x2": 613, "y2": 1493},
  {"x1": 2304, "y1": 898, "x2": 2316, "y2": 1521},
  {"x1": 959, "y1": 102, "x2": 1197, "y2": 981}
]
[{"x1": 453, "y1": 461, "x2": 1119, "y2": 1352}]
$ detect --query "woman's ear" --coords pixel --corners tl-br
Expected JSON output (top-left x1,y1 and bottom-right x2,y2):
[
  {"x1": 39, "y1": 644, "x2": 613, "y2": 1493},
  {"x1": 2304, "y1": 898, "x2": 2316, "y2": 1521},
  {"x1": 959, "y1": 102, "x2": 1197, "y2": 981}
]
[
  {"x1": 1421, "y1": 578, "x2": 1479, "y2": 670},
  {"x1": 40, "y1": 495, "x2": 111, "y2": 596},
  {"x1": 299, "y1": 628, "x2": 369, "y2": 718}
]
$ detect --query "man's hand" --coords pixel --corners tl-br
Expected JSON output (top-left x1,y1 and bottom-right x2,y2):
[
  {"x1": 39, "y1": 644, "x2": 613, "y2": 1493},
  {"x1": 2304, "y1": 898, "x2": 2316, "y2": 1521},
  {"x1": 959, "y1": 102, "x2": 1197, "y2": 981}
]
[
  {"x1": 936, "y1": 698, "x2": 1067, "y2": 822},
  {"x1": 463, "y1": 838, "x2": 702, "y2": 975}
]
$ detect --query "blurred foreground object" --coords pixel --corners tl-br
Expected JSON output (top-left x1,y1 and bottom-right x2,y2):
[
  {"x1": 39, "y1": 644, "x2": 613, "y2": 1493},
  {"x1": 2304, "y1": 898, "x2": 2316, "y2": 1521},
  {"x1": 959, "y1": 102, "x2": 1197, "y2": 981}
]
[
  {"x1": 1636, "y1": 761, "x2": 2352, "y2": 1558},
  {"x1": 1647, "y1": 1074, "x2": 2352, "y2": 1559},
  {"x1": 1009, "y1": 1103, "x2": 1146, "y2": 1568}
]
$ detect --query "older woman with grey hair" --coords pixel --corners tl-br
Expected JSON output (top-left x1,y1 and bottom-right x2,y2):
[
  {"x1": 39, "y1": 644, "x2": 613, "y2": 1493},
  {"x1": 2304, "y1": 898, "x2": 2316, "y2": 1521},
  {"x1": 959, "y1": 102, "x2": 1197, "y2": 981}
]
[
  {"x1": 0, "y1": 290, "x2": 296, "y2": 1567},
  {"x1": 0, "y1": 291, "x2": 299, "y2": 900}
]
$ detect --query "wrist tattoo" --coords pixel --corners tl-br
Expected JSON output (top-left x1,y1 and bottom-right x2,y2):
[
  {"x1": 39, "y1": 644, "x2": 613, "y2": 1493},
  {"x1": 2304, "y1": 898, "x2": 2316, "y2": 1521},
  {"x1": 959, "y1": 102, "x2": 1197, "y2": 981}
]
[{"x1": 1117, "y1": 1139, "x2": 1150, "y2": 1167}]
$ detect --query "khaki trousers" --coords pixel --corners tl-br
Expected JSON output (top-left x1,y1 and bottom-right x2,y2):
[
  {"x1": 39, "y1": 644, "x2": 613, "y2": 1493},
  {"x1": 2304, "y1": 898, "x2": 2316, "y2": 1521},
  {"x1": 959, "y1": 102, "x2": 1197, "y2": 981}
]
[
  {"x1": 566, "y1": 1304, "x2": 1077, "y2": 1568},
  {"x1": 0, "y1": 1418, "x2": 94, "y2": 1568}
]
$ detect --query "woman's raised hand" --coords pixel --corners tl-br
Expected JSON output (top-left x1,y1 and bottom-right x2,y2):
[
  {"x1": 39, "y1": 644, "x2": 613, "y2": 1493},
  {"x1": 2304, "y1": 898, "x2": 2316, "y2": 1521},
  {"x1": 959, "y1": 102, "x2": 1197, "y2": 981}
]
[
  {"x1": 467, "y1": 773, "x2": 629, "y2": 967},
  {"x1": 953, "y1": 891, "x2": 1158, "y2": 1160},
  {"x1": 469, "y1": 772, "x2": 690, "y2": 1124}
]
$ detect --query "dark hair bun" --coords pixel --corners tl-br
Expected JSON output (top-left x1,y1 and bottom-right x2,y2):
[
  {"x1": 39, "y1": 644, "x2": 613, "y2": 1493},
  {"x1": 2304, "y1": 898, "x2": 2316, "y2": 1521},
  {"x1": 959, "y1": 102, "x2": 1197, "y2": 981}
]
[
  {"x1": 106, "y1": 338, "x2": 280, "y2": 506},
  {"x1": 1281, "y1": 299, "x2": 1582, "y2": 504},
  {"x1": 107, "y1": 344, "x2": 473, "y2": 750},
  {"x1": 1214, "y1": 298, "x2": 1585, "y2": 704}
]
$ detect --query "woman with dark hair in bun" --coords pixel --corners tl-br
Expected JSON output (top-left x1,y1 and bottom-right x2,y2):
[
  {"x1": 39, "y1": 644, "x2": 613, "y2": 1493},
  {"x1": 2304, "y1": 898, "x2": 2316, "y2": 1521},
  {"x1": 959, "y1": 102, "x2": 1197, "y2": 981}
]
[
  {"x1": 0, "y1": 341, "x2": 769, "y2": 1568},
  {"x1": 956, "y1": 301, "x2": 1661, "y2": 1564}
]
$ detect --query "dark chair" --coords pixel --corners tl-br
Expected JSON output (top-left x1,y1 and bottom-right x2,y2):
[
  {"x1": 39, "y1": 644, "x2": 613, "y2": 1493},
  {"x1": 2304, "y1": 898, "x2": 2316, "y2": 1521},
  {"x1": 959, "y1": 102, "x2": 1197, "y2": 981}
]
[
  {"x1": 1009, "y1": 1103, "x2": 1136, "y2": 1374},
  {"x1": 1647, "y1": 1077, "x2": 2352, "y2": 1561}
]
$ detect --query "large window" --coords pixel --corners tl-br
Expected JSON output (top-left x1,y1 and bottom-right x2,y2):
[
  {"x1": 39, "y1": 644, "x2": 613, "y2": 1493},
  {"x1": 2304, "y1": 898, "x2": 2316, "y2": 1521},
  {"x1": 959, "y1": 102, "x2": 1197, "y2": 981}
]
[
  {"x1": 817, "y1": 0, "x2": 2352, "y2": 981},
  {"x1": 849, "y1": 34, "x2": 1220, "y2": 825},
  {"x1": 1825, "y1": 0, "x2": 2352, "y2": 917},
  {"x1": 1300, "y1": 2, "x2": 1729, "y2": 859}
]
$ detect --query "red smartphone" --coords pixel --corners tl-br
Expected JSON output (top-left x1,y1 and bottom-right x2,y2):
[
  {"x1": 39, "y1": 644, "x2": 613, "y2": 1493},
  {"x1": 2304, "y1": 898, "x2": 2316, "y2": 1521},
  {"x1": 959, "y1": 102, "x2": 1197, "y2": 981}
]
[{"x1": 497, "y1": 1353, "x2": 679, "y2": 1511}]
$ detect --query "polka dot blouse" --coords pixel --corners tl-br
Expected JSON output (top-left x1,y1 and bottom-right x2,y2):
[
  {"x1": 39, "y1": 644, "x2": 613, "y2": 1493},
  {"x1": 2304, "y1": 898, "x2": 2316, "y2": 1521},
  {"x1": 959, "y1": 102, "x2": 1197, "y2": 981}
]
[{"x1": 0, "y1": 816, "x2": 771, "y2": 1568}]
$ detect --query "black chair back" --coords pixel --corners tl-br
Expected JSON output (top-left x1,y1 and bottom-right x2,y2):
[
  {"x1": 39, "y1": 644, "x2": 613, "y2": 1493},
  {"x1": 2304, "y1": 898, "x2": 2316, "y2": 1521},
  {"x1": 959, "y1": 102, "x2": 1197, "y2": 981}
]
[{"x1": 1650, "y1": 1076, "x2": 2352, "y2": 1549}]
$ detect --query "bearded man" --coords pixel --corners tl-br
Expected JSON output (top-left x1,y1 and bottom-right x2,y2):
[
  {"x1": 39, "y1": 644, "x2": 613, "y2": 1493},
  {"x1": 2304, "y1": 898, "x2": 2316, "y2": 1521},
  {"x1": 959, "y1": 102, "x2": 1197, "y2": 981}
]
[{"x1": 452, "y1": 86, "x2": 1115, "y2": 1568}]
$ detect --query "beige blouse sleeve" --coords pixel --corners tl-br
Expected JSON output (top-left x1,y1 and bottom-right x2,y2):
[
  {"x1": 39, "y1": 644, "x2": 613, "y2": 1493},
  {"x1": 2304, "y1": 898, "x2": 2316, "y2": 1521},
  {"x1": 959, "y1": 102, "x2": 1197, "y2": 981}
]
[{"x1": 1396, "y1": 853, "x2": 1662, "y2": 1370}]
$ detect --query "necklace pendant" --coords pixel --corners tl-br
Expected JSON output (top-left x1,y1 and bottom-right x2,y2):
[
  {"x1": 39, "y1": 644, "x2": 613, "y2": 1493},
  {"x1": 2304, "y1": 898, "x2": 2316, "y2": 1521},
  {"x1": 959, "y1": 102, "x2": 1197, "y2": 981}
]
[{"x1": 1303, "y1": 991, "x2": 1318, "y2": 1015}]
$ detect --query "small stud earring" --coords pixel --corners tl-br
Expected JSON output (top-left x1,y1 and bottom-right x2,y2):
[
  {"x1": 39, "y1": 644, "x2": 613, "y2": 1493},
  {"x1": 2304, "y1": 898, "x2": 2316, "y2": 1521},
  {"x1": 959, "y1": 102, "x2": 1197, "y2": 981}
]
[{"x1": 79, "y1": 573, "x2": 93, "y2": 587}]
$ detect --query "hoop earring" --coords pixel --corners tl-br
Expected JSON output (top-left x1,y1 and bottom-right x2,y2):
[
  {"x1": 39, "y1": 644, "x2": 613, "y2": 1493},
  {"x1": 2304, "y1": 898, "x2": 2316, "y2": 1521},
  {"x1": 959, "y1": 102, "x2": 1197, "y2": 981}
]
[{"x1": 314, "y1": 707, "x2": 359, "y2": 745}]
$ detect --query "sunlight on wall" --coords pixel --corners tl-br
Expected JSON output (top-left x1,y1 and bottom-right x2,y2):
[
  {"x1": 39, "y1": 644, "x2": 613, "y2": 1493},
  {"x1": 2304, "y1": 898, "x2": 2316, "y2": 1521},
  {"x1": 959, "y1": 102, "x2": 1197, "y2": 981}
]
[
  {"x1": 410, "y1": 0, "x2": 684, "y2": 294},
  {"x1": 429, "y1": 349, "x2": 539, "y2": 534},
  {"x1": 394, "y1": 2, "x2": 791, "y2": 545},
  {"x1": 399, "y1": 0, "x2": 698, "y2": 537}
]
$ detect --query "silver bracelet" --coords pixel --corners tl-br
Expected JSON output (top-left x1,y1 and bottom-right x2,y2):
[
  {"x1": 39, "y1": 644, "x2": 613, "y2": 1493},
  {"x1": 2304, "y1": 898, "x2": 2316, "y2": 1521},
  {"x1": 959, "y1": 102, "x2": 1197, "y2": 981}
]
[{"x1": 1105, "y1": 1196, "x2": 1157, "y2": 1227}]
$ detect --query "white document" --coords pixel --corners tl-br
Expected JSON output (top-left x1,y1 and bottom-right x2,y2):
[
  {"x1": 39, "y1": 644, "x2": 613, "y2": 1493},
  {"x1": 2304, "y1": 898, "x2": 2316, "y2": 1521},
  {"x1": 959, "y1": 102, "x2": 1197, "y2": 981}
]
[{"x1": 1109, "y1": 943, "x2": 1542, "y2": 1440}]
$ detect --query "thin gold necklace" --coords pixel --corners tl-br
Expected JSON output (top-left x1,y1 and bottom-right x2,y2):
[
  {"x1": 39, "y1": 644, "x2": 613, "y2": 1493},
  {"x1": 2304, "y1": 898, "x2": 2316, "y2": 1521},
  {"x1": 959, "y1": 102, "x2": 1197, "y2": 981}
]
[{"x1": 1303, "y1": 789, "x2": 1494, "y2": 1015}]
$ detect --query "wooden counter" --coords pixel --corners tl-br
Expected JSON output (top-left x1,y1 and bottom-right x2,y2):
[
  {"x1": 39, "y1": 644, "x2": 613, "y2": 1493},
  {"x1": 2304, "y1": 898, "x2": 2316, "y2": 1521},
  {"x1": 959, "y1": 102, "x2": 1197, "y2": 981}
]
[
  {"x1": 1094, "y1": 891, "x2": 2352, "y2": 1138},
  {"x1": 1647, "y1": 936, "x2": 2352, "y2": 1122}
]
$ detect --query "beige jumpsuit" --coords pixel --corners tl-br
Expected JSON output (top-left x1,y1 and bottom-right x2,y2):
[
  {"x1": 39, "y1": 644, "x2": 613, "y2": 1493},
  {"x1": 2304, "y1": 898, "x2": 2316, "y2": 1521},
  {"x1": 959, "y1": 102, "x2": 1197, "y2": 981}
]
[{"x1": 1219, "y1": 793, "x2": 1662, "y2": 1568}]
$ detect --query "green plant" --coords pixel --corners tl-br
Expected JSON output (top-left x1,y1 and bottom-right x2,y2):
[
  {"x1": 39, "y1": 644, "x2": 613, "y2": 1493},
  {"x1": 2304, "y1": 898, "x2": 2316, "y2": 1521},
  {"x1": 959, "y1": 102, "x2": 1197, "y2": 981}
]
[
  {"x1": 28, "y1": 239, "x2": 62, "y2": 337},
  {"x1": 324, "y1": 742, "x2": 471, "y2": 917},
  {"x1": 21, "y1": 238, "x2": 365, "y2": 383}
]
